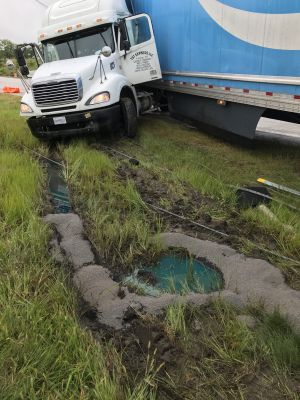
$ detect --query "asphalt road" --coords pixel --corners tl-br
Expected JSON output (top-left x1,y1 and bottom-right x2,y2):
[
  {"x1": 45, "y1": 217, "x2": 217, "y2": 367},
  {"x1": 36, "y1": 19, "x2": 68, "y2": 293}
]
[
  {"x1": 0, "y1": 76, "x2": 26, "y2": 93},
  {"x1": 1, "y1": 76, "x2": 299, "y2": 145},
  {"x1": 256, "y1": 118, "x2": 300, "y2": 146}
]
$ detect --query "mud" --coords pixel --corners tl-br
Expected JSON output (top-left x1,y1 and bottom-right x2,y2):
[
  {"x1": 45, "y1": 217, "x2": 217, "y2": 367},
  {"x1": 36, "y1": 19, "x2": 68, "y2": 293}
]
[
  {"x1": 43, "y1": 209, "x2": 300, "y2": 398},
  {"x1": 44, "y1": 211, "x2": 300, "y2": 335},
  {"x1": 161, "y1": 232, "x2": 300, "y2": 334},
  {"x1": 117, "y1": 162, "x2": 232, "y2": 243},
  {"x1": 44, "y1": 213, "x2": 214, "y2": 330},
  {"x1": 118, "y1": 305, "x2": 298, "y2": 400}
]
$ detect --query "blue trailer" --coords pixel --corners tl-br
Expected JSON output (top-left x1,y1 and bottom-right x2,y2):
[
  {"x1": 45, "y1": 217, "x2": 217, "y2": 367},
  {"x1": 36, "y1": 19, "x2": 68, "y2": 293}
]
[{"x1": 130, "y1": 0, "x2": 300, "y2": 139}]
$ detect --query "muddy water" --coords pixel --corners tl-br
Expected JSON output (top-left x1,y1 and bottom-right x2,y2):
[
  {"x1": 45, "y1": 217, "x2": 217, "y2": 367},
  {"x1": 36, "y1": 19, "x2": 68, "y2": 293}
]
[
  {"x1": 127, "y1": 254, "x2": 223, "y2": 295},
  {"x1": 148, "y1": 255, "x2": 223, "y2": 294},
  {"x1": 47, "y1": 163, "x2": 71, "y2": 214}
]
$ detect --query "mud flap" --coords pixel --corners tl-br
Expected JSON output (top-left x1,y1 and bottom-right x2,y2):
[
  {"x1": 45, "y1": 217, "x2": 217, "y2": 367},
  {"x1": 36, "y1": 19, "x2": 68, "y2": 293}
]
[{"x1": 168, "y1": 92, "x2": 265, "y2": 140}]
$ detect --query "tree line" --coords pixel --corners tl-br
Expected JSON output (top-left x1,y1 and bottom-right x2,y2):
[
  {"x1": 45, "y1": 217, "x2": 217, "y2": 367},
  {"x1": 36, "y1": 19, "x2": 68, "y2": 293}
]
[
  {"x1": 0, "y1": 40, "x2": 15, "y2": 60},
  {"x1": 0, "y1": 39, "x2": 35, "y2": 61}
]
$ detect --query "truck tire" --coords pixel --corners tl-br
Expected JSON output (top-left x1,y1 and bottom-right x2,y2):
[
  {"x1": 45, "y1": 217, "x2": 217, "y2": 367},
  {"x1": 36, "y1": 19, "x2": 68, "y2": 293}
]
[{"x1": 120, "y1": 97, "x2": 137, "y2": 138}]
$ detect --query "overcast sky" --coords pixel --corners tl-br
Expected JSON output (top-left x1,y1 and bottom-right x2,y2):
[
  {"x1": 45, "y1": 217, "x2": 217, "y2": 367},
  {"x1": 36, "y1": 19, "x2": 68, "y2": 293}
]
[{"x1": 0, "y1": 0, "x2": 54, "y2": 43}]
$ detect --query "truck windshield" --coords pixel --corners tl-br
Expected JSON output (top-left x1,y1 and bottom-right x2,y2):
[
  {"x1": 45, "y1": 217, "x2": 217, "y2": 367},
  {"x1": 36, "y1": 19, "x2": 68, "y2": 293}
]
[{"x1": 42, "y1": 25, "x2": 115, "y2": 62}]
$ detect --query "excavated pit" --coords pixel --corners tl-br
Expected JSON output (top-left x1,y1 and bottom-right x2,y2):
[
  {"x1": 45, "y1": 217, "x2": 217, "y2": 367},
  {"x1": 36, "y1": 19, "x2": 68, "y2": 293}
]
[
  {"x1": 43, "y1": 152, "x2": 300, "y2": 333},
  {"x1": 124, "y1": 253, "x2": 223, "y2": 295},
  {"x1": 44, "y1": 213, "x2": 300, "y2": 333}
]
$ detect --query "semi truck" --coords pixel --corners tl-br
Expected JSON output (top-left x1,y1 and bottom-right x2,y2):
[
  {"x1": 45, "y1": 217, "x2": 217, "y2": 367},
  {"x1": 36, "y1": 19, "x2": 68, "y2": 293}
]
[
  {"x1": 17, "y1": 0, "x2": 162, "y2": 139},
  {"x1": 17, "y1": 0, "x2": 300, "y2": 140},
  {"x1": 131, "y1": 0, "x2": 300, "y2": 139}
]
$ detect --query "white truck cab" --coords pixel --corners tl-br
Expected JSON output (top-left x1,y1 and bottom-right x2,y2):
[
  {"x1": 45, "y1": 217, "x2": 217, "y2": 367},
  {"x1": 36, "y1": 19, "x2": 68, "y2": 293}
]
[{"x1": 18, "y1": 0, "x2": 161, "y2": 139}]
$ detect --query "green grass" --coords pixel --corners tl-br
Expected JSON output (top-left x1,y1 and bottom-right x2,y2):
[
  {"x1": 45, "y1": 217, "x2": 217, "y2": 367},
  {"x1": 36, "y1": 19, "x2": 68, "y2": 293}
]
[
  {"x1": 252, "y1": 309, "x2": 300, "y2": 371},
  {"x1": 0, "y1": 95, "x2": 42, "y2": 149},
  {"x1": 0, "y1": 58, "x2": 38, "y2": 77},
  {"x1": 162, "y1": 301, "x2": 300, "y2": 399},
  {"x1": 0, "y1": 149, "x2": 121, "y2": 399},
  {"x1": 1, "y1": 94, "x2": 299, "y2": 398},
  {"x1": 165, "y1": 302, "x2": 187, "y2": 340},
  {"x1": 207, "y1": 304, "x2": 300, "y2": 398},
  {"x1": 0, "y1": 95, "x2": 159, "y2": 399},
  {"x1": 117, "y1": 116, "x2": 300, "y2": 285},
  {"x1": 62, "y1": 142, "x2": 162, "y2": 268},
  {"x1": 58, "y1": 114, "x2": 300, "y2": 396}
]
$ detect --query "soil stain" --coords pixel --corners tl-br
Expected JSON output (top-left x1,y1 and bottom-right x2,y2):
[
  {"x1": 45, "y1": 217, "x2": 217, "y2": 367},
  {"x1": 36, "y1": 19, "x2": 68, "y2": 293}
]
[{"x1": 110, "y1": 305, "x2": 298, "y2": 400}]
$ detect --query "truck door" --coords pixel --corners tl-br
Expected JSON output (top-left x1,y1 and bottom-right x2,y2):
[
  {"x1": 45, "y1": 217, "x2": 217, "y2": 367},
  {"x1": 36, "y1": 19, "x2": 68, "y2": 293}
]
[{"x1": 119, "y1": 14, "x2": 162, "y2": 85}]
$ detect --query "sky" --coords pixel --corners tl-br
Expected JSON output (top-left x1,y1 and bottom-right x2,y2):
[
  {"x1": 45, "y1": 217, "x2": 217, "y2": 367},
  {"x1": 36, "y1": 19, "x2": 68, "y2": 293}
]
[{"x1": 0, "y1": 0, "x2": 54, "y2": 43}]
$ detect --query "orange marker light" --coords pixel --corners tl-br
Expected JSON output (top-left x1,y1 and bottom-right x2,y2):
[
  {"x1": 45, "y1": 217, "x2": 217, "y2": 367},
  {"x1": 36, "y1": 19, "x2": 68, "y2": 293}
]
[{"x1": 217, "y1": 99, "x2": 227, "y2": 106}]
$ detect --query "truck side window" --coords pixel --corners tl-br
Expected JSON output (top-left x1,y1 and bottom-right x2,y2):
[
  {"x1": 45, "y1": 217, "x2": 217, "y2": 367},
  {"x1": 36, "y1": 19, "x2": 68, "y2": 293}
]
[
  {"x1": 126, "y1": 16, "x2": 151, "y2": 46},
  {"x1": 44, "y1": 43, "x2": 60, "y2": 62}
]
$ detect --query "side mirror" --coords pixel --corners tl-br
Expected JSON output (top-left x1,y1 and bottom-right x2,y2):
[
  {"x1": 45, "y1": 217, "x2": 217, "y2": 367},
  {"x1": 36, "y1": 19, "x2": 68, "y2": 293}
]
[
  {"x1": 15, "y1": 48, "x2": 26, "y2": 67},
  {"x1": 20, "y1": 65, "x2": 30, "y2": 76},
  {"x1": 101, "y1": 46, "x2": 112, "y2": 57},
  {"x1": 122, "y1": 40, "x2": 131, "y2": 51},
  {"x1": 15, "y1": 48, "x2": 30, "y2": 77},
  {"x1": 119, "y1": 20, "x2": 131, "y2": 51}
]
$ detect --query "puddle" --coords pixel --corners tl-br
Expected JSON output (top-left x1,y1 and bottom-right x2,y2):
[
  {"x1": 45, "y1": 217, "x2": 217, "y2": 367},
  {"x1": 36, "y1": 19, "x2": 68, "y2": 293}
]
[
  {"x1": 47, "y1": 162, "x2": 71, "y2": 214},
  {"x1": 125, "y1": 254, "x2": 223, "y2": 296}
]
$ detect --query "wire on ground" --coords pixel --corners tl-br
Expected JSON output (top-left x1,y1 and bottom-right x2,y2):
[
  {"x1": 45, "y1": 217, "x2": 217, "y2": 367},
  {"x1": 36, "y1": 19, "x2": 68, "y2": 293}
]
[
  {"x1": 145, "y1": 202, "x2": 229, "y2": 238},
  {"x1": 22, "y1": 145, "x2": 64, "y2": 168},
  {"x1": 95, "y1": 144, "x2": 300, "y2": 265}
]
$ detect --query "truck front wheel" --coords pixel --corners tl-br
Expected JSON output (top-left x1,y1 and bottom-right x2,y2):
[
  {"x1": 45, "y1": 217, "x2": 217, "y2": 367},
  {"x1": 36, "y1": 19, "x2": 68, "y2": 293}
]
[{"x1": 120, "y1": 97, "x2": 137, "y2": 138}]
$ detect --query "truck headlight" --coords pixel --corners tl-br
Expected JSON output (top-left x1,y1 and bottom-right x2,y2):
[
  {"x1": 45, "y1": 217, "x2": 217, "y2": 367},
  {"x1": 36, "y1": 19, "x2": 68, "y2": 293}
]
[
  {"x1": 20, "y1": 103, "x2": 33, "y2": 113},
  {"x1": 87, "y1": 92, "x2": 110, "y2": 105}
]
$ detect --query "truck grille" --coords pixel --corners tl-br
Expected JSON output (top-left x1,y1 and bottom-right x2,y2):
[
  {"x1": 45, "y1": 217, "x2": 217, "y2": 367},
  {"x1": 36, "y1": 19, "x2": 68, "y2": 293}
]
[{"x1": 32, "y1": 79, "x2": 80, "y2": 107}]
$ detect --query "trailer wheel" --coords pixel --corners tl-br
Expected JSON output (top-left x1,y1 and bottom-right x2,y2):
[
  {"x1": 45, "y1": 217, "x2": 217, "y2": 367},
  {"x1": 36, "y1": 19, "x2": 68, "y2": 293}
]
[{"x1": 120, "y1": 97, "x2": 137, "y2": 138}]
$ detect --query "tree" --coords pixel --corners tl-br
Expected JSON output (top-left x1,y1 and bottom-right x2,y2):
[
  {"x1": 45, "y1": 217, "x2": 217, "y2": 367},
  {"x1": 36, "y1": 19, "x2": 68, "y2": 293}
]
[{"x1": 0, "y1": 40, "x2": 15, "y2": 60}]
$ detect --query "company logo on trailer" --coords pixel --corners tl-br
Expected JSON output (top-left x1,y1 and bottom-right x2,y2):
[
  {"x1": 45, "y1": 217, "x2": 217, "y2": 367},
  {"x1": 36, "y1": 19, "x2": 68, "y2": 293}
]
[{"x1": 199, "y1": 0, "x2": 300, "y2": 50}]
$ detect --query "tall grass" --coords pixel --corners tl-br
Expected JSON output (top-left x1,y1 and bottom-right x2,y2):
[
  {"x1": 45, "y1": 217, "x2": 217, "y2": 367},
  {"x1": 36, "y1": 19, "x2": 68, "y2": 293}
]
[
  {"x1": 164, "y1": 301, "x2": 300, "y2": 399},
  {"x1": 165, "y1": 302, "x2": 187, "y2": 340},
  {"x1": 62, "y1": 142, "x2": 162, "y2": 267},
  {"x1": 0, "y1": 148, "x2": 123, "y2": 398},
  {"x1": 207, "y1": 304, "x2": 300, "y2": 398},
  {"x1": 255, "y1": 310, "x2": 300, "y2": 371},
  {"x1": 0, "y1": 95, "x2": 41, "y2": 149},
  {"x1": 118, "y1": 116, "x2": 300, "y2": 284},
  {"x1": 0, "y1": 96, "x2": 159, "y2": 399}
]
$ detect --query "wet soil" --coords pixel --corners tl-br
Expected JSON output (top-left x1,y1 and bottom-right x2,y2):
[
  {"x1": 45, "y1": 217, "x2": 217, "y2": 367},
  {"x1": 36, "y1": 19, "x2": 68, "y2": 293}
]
[
  {"x1": 42, "y1": 145, "x2": 299, "y2": 398},
  {"x1": 116, "y1": 159, "x2": 281, "y2": 258},
  {"x1": 109, "y1": 305, "x2": 298, "y2": 399},
  {"x1": 77, "y1": 143, "x2": 293, "y2": 287}
]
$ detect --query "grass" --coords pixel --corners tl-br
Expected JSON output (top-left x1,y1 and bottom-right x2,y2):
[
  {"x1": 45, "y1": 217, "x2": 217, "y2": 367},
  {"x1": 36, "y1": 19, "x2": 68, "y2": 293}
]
[
  {"x1": 161, "y1": 301, "x2": 300, "y2": 399},
  {"x1": 62, "y1": 142, "x2": 162, "y2": 268},
  {"x1": 165, "y1": 302, "x2": 187, "y2": 340},
  {"x1": 57, "y1": 112, "x2": 300, "y2": 396},
  {"x1": 0, "y1": 95, "x2": 42, "y2": 149},
  {"x1": 0, "y1": 95, "x2": 159, "y2": 399},
  {"x1": 116, "y1": 116, "x2": 300, "y2": 286},
  {"x1": 1, "y1": 94, "x2": 299, "y2": 398},
  {"x1": 203, "y1": 303, "x2": 300, "y2": 399},
  {"x1": 0, "y1": 57, "x2": 38, "y2": 77},
  {"x1": 0, "y1": 148, "x2": 121, "y2": 398},
  {"x1": 252, "y1": 309, "x2": 300, "y2": 371}
]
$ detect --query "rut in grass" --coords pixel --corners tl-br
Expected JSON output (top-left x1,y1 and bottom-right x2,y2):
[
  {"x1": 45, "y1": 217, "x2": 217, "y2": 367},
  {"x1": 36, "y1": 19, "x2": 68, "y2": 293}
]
[{"x1": 1, "y1": 95, "x2": 300, "y2": 399}]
